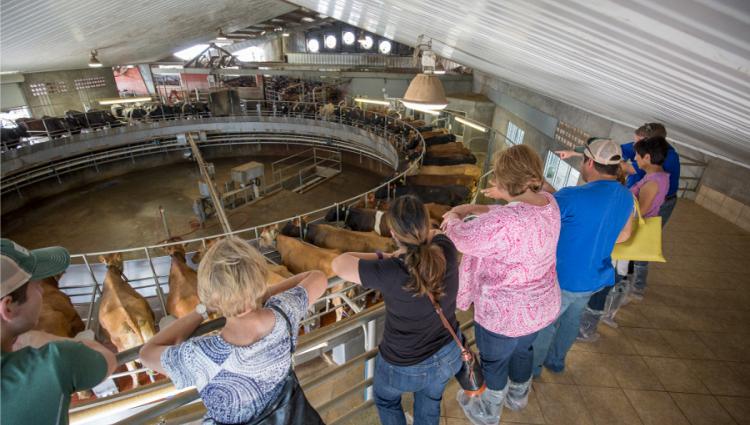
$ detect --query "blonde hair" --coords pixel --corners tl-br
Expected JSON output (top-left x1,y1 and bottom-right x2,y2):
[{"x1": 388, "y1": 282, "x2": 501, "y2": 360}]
[
  {"x1": 197, "y1": 237, "x2": 269, "y2": 317},
  {"x1": 492, "y1": 144, "x2": 544, "y2": 196}
]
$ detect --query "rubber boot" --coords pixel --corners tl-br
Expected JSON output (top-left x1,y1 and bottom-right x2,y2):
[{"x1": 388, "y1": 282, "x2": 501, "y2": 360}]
[
  {"x1": 457, "y1": 386, "x2": 507, "y2": 425},
  {"x1": 576, "y1": 307, "x2": 604, "y2": 342},
  {"x1": 630, "y1": 262, "x2": 649, "y2": 301},
  {"x1": 601, "y1": 280, "x2": 628, "y2": 328},
  {"x1": 504, "y1": 377, "x2": 532, "y2": 411}
]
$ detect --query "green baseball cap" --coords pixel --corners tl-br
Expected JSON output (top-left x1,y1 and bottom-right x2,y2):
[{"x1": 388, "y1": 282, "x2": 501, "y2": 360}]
[{"x1": 1, "y1": 239, "x2": 70, "y2": 298}]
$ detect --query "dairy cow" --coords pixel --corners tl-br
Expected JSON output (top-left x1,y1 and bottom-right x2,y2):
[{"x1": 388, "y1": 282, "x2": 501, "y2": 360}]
[
  {"x1": 98, "y1": 253, "x2": 156, "y2": 388},
  {"x1": 281, "y1": 221, "x2": 397, "y2": 253},
  {"x1": 162, "y1": 239, "x2": 200, "y2": 319},
  {"x1": 33, "y1": 276, "x2": 85, "y2": 338}
]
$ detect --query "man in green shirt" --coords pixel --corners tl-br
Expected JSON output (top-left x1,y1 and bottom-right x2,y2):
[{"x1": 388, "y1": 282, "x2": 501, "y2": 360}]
[{"x1": 1, "y1": 238, "x2": 117, "y2": 424}]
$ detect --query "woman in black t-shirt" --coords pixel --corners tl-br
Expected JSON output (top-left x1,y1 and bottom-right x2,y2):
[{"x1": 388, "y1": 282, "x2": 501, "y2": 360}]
[{"x1": 332, "y1": 195, "x2": 463, "y2": 425}]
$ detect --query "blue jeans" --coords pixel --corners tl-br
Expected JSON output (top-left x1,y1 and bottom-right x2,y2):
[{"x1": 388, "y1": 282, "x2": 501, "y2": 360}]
[
  {"x1": 374, "y1": 340, "x2": 462, "y2": 425},
  {"x1": 474, "y1": 323, "x2": 538, "y2": 391},
  {"x1": 659, "y1": 195, "x2": 677, "y2": 227},
  {"x1": 532, "y1": 289, "x2": 595, "y2": 376}
]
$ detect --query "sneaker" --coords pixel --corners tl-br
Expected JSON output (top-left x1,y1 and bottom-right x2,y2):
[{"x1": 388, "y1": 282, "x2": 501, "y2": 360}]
[{"x1": 576, "y1": 332, "x2": 600, "y2": 342}]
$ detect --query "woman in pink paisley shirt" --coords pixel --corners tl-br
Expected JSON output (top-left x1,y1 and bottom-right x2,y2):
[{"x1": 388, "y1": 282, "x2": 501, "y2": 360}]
[{"x1": 442, "y1": 144, "x2": 561, "y2": 425}]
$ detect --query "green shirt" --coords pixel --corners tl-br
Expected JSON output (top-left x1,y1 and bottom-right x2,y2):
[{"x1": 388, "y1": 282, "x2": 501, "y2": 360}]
[{"x1": 1, "y1": 340, "x2": 108, "y2": 425}]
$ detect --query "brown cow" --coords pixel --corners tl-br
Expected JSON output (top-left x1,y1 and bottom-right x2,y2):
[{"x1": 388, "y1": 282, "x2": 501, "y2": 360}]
[
  {"x1": 418, "y1": 164, "x2": 482, "y2": 181},
  {"x1": 426, "y1": 142, "x2": 471, "y2": 156},
  {"x1": 267, "y1": 263, "x2": 294, "y2": 285},
  {"x1": 406, "y1": 174, "x2": 476, "y2": 189},
  {"x1": 98, "y1": 253, "x2": 156, "y2": 388},
  {"x1": 34, "y1": 276, "x2": 85, "y2": 338},
  {"x1": 263, "y1": 233, "x2": 352, "y2": 321},
  {"x1": 297, "y1": 223, "x2": 397, "y2": 253},
  {"x1": 162, "y1": 239, "x2": 200, "y2": 319}
]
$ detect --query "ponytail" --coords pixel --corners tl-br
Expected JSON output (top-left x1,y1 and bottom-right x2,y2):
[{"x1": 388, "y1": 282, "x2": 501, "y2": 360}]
[
  {"x1": 402, "y1": 241, "x2": 447, "y2": 301},
  {"x1": 385, "y1": 195, "x2": 448, "y2": 301}
]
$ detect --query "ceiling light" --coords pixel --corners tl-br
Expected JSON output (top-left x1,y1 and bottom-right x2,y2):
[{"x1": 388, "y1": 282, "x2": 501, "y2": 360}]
[
  {"x1": 307, "y1": 39, "x2": 320, "y2": 53},
  {"x1": 216, "y1": 29, "x2": 228, "y2": 41},
  {"x1": 342, "y1": 31, "x2": 355, "y2": 45},
  {"x1": 401, "y1": 74, "x2": 448, "y2": 111},
  {"x1": 98, "y1": 96, "x2": 152, "y2": 105},
  {"x1": 354, "y1": 98, "x2": 390, "y2": 106},
  {"x1": 301, "y1": 16, "x2": 315, "y2": 22},
  {"x1": 400, "y1": 38, "x2": 448, "y2": 111},
  {"x1": 455, "y1": 116, "x2": 488, "y2": 133},
  {"x1": 282, "y1": 32, "x2": 290, "y2": 37},
  {"x1": 360, "y1": 35, "x2": 373, "y2": 49},
  {"x1": 88, "y1": 50, "x2": 102, "y2": 68},
  {"x1": 324, "y1": 35, "x2": 337, "y2": 49},
  {"x1": 378, "y1": 40, "x2": 392, "y2": 54}
]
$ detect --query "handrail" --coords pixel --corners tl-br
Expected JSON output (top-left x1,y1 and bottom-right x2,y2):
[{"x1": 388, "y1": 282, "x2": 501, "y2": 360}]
[
  {"x1": 106, "y1": 306, "x2": 478, "y2": 425},
  {"x1": 73, "y1": 302, "x2": 389, "y2": 425}
]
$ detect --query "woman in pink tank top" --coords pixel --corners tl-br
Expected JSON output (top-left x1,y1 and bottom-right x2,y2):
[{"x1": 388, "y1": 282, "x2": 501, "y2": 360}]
[{"x1": 630, "y1": 136, "x2": 671, "y2": 300}]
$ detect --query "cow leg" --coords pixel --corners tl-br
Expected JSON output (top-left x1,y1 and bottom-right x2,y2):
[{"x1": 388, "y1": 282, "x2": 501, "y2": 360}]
[{"x1": 126, "y1": 361, "x2": 139, "y2": 388}]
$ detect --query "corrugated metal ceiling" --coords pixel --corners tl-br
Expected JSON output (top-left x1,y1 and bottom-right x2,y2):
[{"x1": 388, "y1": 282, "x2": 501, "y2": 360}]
[
  {"x1": 288, "y1": 0, "x2": 750, "y2": 165},
  {"x1": 0, "y1": 0, "x2": 747, "y2": 164},
  {"x1": 0, "y1": 0, "x2": 295, "y2": 72}
]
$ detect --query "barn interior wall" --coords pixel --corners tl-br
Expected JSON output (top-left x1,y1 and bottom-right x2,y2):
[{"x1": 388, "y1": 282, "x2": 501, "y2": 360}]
[
  {"x1": 473, "y1": 71, "x2": 750, "y2": 227},
  {"x1": 1, "y1": 144, "x2": 393, "y2": 215},
  {"x1": 344, "y1": 75, "x2": 472, "y2": 101},
  {"x1": 21, "y1": 68, "x2": 118, "y2": 118}
]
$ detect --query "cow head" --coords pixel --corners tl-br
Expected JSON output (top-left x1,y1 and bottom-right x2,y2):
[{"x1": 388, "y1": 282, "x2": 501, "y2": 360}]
[
  {"x1": 259, "y1": 225, "x2": 279, "y2": 249},
  {"x1": 99, "y1": 253, "x2": 123, "y2": 270},
  {"x1": 161, "y1": 237, "x2": 187, "y2": 258},
  {"x1": 191, "y1": 238, "x2": 219, "y2": 264}
]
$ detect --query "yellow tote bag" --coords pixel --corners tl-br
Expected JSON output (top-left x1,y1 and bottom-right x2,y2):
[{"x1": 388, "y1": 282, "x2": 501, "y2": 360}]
[{"x1": 611, "y1": 197, "x2": 666, "y2": 262}]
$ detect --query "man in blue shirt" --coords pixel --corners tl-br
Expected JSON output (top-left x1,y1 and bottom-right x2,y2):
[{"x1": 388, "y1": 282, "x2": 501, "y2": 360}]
[
  {"x1": 561, "y1": 123, "x2": 681, "y2": 226},
  {"x1": 532, "y1": 139, "x2": 634, "y2": 377}
]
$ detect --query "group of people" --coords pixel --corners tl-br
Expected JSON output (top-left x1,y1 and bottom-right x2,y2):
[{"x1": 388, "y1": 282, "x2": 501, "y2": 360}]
[{"x1": 0, "y1": 123, "x2": 680, "y2": 425}]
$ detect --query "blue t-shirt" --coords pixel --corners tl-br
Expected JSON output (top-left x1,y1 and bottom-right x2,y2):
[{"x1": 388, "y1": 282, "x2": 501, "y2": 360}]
[
  {"x1": 554, "y1": 180, "x2": 634, "y2": 292},
  {"x1": 621, "y1": 141, "x2": 681, "y2": 197}
]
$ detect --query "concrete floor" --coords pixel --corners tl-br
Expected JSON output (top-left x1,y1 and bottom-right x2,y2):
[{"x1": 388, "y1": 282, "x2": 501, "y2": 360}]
[
  {"x1": 1, "y1": 156, "x2": 384, "y2": 254},
  {"x1": 297, "y1": 200, "x2": 750, "y2": 425}
]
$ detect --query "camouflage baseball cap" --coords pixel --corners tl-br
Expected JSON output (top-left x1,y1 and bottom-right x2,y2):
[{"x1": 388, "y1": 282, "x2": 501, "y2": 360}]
[{"x1": 1, "y1": 239, "x2": 70, "y2": 298}]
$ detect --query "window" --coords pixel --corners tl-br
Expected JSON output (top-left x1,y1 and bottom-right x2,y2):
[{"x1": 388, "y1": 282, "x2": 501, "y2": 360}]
[
  {"x1": 174, "y1": 44, "x2": 209, "y2": 61},
  {"x1": 506, "y1": 121, "x2": 524, "y2": 147},
  {"x1": 74, "y1": 76, "x2": 107, "y2": 90},
  {"x1": 29, "y1": 81, "x2": 67, "y2": 96},
  {"x1": 544, "y1": 151, "x2": 580, "y2": 190}
]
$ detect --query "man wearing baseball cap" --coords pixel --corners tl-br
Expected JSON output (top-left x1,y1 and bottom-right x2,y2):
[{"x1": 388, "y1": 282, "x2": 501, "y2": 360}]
[
  {"x1": 1, "y1": 238, "x2": 116, "y2": 425},
  {"x1": 532, "y1": 139, "x2": 634, "y2": 377}
]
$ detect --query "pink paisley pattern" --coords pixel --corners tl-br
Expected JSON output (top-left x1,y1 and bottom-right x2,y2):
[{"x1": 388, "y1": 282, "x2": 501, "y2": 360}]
[{"x1": 444, "y1": 192, "x2": 562, "y2": 337}]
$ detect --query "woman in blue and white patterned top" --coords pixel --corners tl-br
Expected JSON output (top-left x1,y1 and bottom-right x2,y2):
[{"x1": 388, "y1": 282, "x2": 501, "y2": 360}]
[{"x1": 140, "y1": 237, "x2": 327, "y2": 424}]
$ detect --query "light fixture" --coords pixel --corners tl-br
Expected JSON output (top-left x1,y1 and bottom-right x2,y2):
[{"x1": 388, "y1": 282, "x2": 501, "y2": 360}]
[
  {"x1": 411, "y1": 108, "x2": 440, "y2": 116},
  {"x1": 400, "y1": 38, "x2": 448, "y2": 111},
  {"x1": 216, "y1": 29, "x2": 228, "y2": 41},
  {"x1": 98, "y1": 96, "x2": 152, "y2": 105},
  {"x1": 360, "y1": 35, "x2": 373, "y2": 49},
  {"x1": 301, "y1": 16, "x2": 315, "y2": 22},
  {"x1": 455, "y1": 116, "x2": 488, "y2": 133},
  {"x1": 354, "y1": 97, "x2": 390, "y2": 106},
  {"x1": 342, "y1": 31, "x2": 355, "y2": 45},
  {"x1": 307, "y1": 39, "x2": 320, "y2": 53},
  {"x1": 88, "y1": 50, "x2": 103, "y2": 68},
  {"x1": 324, "y1": 34, "x2": 337, "y2": 49},
  {"x1": 433, "y1": 63, "x2": 446, "y2": 75},
  {"x1": 357, "y1": 30, "x2": 367, "y2": 43},
  {"x1": 378, "y1": 40, "x2": 392, "y2": 54},
  {"x1": 282, "y1": 32, "x2": 290, "y2": 37}
]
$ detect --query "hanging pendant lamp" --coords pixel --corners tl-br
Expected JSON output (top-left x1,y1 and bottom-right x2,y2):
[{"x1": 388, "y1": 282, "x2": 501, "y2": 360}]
[{"x1": 401, "y1": 41, "x2": 448, "y2": 111}]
